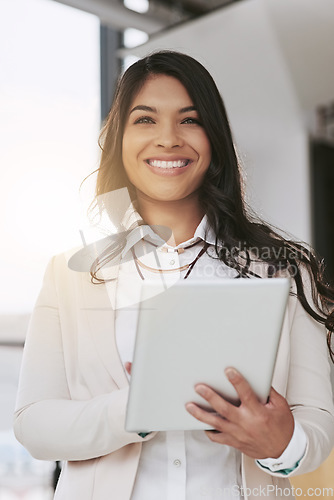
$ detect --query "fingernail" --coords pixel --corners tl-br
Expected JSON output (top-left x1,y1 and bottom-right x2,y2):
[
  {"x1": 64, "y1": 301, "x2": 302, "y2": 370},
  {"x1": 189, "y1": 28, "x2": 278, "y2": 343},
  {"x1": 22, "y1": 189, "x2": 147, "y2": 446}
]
[
  {"x1": 225, "y1": 368, "x2": 237, "y2": 381},
  {"x1": 186, "y1": 403, "x2": 195, "y2": 414},
  {"x1": 195, "y1": 385, "x2": 207, "y2": 397}
]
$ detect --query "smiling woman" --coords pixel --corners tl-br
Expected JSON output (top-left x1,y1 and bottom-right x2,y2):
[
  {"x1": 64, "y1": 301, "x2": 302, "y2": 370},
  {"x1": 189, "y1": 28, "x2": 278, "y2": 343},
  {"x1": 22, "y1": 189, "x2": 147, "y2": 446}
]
[
  {"x1": 122, "y1": 75, "x2": 211, "y2": 183},
  {"x1": 122, "y1": 74, "x2": 211, "y2": 242},
  {"x1": 13, "y1": 51, "x2": 334, "y2": 500}
]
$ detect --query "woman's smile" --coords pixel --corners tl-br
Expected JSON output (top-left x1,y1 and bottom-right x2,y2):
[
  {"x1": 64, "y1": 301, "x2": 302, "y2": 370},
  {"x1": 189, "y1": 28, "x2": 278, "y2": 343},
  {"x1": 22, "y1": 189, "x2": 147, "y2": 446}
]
[
  {"x1": 144, "y1": 156, "x2": 194, "y2": 176},
  {"x1": 145, "y1": 158, "x2": 191, "y2": 169}
]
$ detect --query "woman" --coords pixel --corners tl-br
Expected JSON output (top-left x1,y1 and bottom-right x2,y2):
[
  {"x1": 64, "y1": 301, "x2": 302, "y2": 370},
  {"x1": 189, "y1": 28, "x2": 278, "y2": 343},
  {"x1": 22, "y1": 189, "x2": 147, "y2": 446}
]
[{"x1": 14, "y1": 51, "x2": 334, "y2": 500}]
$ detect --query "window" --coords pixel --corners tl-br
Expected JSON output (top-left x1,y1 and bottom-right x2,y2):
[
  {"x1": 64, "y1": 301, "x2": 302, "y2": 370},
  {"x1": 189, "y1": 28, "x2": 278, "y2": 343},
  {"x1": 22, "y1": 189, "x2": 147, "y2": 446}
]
[{"x1": 0, "y1": 0, "x2": 100, "y2": 497}]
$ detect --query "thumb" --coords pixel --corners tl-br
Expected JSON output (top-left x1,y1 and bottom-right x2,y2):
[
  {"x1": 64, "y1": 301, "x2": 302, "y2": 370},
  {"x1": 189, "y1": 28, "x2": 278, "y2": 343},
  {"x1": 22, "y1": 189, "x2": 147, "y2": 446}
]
[{"x1": 267, "y1": 386, "x2": 284, "y2": 406}]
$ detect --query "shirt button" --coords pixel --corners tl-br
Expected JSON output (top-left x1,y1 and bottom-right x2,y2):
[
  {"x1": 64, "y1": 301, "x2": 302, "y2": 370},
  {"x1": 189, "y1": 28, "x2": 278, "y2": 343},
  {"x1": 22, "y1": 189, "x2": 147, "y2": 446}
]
[
  {"x1": 173, "y1": 459, "x2": 181, "y2": 467},
  {"x1": 169, "y1": 259, "x2": 175, "y2": 265}
]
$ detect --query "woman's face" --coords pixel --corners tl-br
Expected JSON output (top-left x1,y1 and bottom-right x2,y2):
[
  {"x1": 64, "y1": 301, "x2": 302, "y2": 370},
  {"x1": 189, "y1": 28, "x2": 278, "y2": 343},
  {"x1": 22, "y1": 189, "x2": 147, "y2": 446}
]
[{"x1": 122, "y1": 74, "x2": 211, "y2": 204}]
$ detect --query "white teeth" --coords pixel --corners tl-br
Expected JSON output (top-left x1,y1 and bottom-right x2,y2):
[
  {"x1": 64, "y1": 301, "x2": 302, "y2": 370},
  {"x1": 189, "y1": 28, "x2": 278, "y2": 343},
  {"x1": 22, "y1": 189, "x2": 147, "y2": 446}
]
[{"x1": 148, "y1": 159, "x2": 189, "y2": 168}]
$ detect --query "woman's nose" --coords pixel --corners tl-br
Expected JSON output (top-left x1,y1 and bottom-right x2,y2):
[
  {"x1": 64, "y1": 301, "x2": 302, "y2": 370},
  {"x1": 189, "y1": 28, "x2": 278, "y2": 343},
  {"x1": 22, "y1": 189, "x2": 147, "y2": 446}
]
[{"x1": 155, "y1": 123, "x2": 184, "y2": 148}]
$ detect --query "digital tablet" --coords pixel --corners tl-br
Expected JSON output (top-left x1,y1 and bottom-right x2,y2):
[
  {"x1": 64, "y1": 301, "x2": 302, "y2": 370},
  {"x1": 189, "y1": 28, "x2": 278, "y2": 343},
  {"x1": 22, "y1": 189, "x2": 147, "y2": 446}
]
[{"x1": 125, "y1": 278, "x2": 290, "y2": 433}]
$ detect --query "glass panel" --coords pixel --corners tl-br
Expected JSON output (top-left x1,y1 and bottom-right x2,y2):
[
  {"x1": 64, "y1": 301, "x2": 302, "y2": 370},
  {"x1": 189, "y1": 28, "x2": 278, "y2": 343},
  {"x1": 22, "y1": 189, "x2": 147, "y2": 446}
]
[
  {"x1": 0, "y1": 346, "x2": 55, "y2": 499},
  {"x1": 0, "y1": 0, "x2": 101, "y2": 315},
  {"x1": 0, "y1": 0, "x2": 100, "y2": 497}
]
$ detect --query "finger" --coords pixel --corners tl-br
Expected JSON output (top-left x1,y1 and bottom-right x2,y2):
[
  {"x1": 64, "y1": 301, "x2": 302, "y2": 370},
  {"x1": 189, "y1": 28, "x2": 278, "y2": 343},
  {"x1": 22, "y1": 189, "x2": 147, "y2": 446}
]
[
  {"x1": 267, "y1": 386, "x2": 284, "y2": 402},
  {"x1": 225, "y1": 367, "x2": 259, "y2": 408},
  {"x1": 185, "y1": 403, "x2": 229, "y2": 432},
  {"x1": 266, "y1": 387, "x2": 291, "y2": 414},
  {"x1": 265, "y1": 386, "x2": 279, "y2": 405},
  {"x1": 125, "y1": 361, "x2": 132, "y2": 375},
  {"x1": 205, "y1": 429, "x2": 240, "y2": 448},
  {"x1": 195, "y1": 384, "x2": 237, "y2": 421}
]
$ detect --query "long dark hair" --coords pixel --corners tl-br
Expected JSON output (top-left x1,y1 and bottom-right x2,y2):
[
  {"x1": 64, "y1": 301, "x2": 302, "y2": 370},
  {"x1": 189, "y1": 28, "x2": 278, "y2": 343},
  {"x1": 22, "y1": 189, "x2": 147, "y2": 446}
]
[{"x1": 93, "y1": 50, "x2": 334, "y2": 360}]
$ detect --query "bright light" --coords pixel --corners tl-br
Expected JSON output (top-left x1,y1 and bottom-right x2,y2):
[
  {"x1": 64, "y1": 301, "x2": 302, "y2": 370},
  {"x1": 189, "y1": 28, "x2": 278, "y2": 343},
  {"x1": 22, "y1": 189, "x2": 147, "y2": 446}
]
[
  {"x1": 124, "y1": 27, "x2": 149, "y2": 48},
  {"x1": 124, "y1": 0, "x2": 149, "y2": 14},
  {"x1": 0, "y1": 0, "x2": 100, "y2": 314}
]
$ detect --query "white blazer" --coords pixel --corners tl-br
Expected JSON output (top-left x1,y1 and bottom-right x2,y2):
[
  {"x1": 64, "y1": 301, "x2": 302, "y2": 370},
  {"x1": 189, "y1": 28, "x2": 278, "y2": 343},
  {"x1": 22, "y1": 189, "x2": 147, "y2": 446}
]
[{"x1": 14, "y1": 252, "x2": 334, "y2": 500}]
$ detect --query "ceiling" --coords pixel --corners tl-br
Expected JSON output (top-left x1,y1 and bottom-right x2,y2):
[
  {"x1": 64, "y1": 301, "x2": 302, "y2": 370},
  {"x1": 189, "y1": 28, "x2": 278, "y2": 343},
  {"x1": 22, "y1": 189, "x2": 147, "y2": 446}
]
[
  {"x1": 53, "y1": 0, "x2": 240, "y2": 35},
  {"x1": 147, "y1": 0, "x2": 237, "y2": 18}
]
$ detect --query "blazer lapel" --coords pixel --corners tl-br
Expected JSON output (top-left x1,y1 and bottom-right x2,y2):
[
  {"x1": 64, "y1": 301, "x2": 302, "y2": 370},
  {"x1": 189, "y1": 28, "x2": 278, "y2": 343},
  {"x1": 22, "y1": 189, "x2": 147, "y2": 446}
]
[{"x1": 80, "y1": 258, "x2": 129, "y2": 390}]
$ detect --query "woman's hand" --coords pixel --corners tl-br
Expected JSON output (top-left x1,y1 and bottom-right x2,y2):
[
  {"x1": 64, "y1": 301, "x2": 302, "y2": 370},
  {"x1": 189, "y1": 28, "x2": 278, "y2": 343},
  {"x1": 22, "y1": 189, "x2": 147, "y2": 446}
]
[
  {"x1": 185, "y1": 367, "x2": 294, "y2": 460},
  {"x1": 125, "y1": 362, "x2": 132, "y2": 376}
]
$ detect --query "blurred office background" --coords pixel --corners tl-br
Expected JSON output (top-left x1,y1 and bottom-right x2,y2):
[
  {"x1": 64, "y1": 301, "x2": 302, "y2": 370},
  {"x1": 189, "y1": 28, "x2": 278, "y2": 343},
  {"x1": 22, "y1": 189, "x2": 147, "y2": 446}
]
[{"x1": 0, "y1": 0, "x2": 333, "y2": 497}]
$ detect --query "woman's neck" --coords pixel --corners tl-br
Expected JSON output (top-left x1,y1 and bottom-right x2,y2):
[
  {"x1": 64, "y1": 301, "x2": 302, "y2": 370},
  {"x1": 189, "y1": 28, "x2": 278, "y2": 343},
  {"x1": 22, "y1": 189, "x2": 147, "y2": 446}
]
[{"x1": 136, "y1": 193, "x2": 204, "y2": 246}]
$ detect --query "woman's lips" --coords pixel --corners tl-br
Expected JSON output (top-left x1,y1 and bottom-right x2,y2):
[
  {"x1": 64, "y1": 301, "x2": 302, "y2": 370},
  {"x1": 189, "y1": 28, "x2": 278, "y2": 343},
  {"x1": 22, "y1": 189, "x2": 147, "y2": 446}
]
[{"x1": 144, "y1": 158, "x2": 193, "y2": 176}]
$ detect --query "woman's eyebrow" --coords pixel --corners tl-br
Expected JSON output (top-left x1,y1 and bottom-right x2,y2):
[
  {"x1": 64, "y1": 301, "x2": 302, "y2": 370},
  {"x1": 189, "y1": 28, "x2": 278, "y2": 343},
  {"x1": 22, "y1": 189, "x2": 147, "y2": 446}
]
[
  {"x1": 129, "y1": 105, "x2": 197, "y2": 114},
  {"x1": 129, "y1": 105, "x2": 157, "y2": 114},
  {"x1": 179, "y1": 106, "x2": 197, "y2": 113}
]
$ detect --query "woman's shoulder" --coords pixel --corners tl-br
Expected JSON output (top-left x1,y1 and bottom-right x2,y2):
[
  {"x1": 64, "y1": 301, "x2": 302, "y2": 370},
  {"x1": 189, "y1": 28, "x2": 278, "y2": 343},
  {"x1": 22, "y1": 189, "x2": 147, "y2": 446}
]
[
  {"x1": 45, "y1": 245, "x2": 119, "y2": 289},
  {"x1": 46, "y1": 246, "x2": 80, "y2": 273},
  {"x1": 38, "y1": 248, "x2": 113, "y2": 311},
  {"x1": 247, "y1": 252, "x2": 290, "y2": 279},
  {"x1": 42, "y1": 246, "x2": 91, "y2": 288}
]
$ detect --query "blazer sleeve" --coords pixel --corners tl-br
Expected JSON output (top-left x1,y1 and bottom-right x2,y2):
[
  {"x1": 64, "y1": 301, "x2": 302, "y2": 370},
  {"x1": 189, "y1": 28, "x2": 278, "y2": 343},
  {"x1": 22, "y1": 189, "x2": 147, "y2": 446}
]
[
  {"x1": 268, "y1": 277, "x2": 334, "y2": 478},
  {"x1": 13, "y1": 256, "x2": 154, "y2": 462}
]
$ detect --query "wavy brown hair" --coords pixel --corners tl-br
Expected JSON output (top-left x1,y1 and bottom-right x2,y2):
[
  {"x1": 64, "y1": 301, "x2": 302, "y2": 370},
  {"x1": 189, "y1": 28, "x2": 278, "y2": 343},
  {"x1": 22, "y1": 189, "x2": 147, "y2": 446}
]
[{"x1": 93, "y1": 50, "x2": 334, "y2": 360}]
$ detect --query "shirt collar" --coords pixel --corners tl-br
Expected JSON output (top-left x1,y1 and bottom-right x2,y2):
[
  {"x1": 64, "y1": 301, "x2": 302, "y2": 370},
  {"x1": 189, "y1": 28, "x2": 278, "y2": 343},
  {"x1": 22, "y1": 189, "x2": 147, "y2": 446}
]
[
  {"x1": 193, "y1": 215, "x2": 216, "y2": 246},
  {"x1": 120, "y1": 205, "x2": 217, "y2": 257}
]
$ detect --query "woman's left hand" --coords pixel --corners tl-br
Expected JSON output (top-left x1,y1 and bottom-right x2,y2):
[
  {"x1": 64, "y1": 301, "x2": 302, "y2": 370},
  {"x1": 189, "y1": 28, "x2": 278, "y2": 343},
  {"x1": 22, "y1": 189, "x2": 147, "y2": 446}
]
[{"x1": 185, "y1": 367, "x2": 294, "y2": 460}]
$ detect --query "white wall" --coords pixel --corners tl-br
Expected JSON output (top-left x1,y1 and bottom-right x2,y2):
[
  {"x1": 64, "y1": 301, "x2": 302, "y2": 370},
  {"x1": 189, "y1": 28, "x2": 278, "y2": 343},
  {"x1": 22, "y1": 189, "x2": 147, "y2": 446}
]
[
  {"x1": 266, "y1": 0, "x2": 334, "y2": 121},
  {"x1": 124, "y1": 0, "x2": 334, "y2": 244}
]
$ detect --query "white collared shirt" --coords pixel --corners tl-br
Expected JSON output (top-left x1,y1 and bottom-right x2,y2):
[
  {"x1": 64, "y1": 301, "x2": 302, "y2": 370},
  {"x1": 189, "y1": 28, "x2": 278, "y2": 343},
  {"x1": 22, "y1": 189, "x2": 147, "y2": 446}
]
[{"x1": 115, "y1": 215, "x2": 306, "y2": 500}]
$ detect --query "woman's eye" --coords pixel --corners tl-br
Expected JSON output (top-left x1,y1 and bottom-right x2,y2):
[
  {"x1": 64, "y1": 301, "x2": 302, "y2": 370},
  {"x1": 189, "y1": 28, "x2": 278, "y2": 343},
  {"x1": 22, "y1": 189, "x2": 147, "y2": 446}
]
[
  {"x1": 182, "y1": 117, "x2": 201, "y2": 125},
  {"x1": 134, "y1": 116, "x2": 155, "y2": 124}
]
